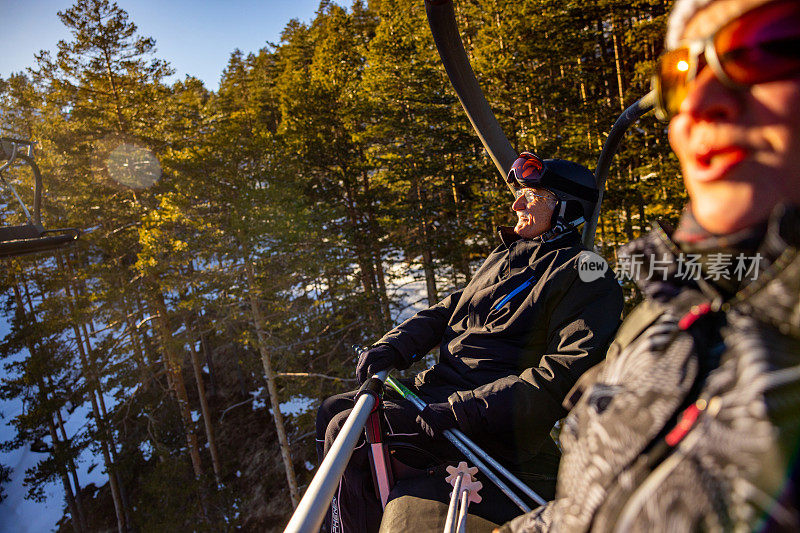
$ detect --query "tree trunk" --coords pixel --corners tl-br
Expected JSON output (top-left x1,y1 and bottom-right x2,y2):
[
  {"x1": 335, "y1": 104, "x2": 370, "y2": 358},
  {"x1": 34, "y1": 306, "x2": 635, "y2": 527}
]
[
  {"x1": 611, "y1": 209, "x2": 621, "y2": 262},
  {"x1": 242, "y1": 254, "x2": 300, "y2": 507},
  {"x1": 372, "y1": 252, "x2": 392, "y2": 328},
  {"x1": 55, "y1": 408, "x2": 89, "y2": 532},
  {"x1": 623, "y1": 201, "x2": 634, "y2": 240},
  {"x1": 62, "y1": 256, "x2": 135, "y2": 531},
  {"x1": 47, "y1": 414, "x2": 85, "y2": 533},
  {"x1": 120, "y1": 290, "x2": 151, "y2": 388},
  {"x1": 358, "y1": 175, "x2": 392, "y2": 328},
  {"x1": 151, "y1": 291, "x2": 204, "y2": 479},
  {"x1": 599, "y1": 211, "x2": 607, "y2": 257},
  {"x1": 199, "y1": 330, "x2": 218, "y2": 398},
  {"x1": 611, "y1": 18, "x2": 626, "y2": 110},
  {"x1": 342, "y1": 180, "x2": 384, "y2": 326},
  {"x1": 65, "y1": 299, "x2": 127, "y2": 533},
  {"x1": 595, "y1": 19, "x2": 615, "y2": 108},
  {"x1": 185, "y1": 322, "x2": 223, "y2": 487},
  {"x1": 421, "y1": 247, "x2": 438, "y2": 305},
  {"x1": 22, "y1": 269, "x2": 128, "y2": 533},
  {"x1": 411, "y1": 179, "x2": 438, "y2": 305},
  {"x1": 12, "y1": 280, "x2": 89, "y2": 533}
]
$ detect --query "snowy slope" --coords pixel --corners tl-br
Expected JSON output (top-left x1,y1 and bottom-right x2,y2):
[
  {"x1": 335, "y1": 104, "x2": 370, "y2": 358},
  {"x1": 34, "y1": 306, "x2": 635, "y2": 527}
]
[
  {"x1": 0, "y1": 314, "x2": 66, "y2": 533},
  {"x1": 0, "y1": 398, "x2": 68, "y2": 533},
  {"x1": 0, "y1": 255, "x2": 459, "y2": 531}
]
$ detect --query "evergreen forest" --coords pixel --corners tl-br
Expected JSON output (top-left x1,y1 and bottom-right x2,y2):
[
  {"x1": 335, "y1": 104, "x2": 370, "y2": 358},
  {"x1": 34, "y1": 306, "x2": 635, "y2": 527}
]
[{"x1": 0, "y1": 0, "x2": 685, "y2": 530}]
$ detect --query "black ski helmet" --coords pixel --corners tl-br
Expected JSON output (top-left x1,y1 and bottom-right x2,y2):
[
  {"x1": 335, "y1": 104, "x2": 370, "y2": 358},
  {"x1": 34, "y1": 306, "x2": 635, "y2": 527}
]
[{"x1": 507, "y1": 152, "x2": 599, "y2": 226}]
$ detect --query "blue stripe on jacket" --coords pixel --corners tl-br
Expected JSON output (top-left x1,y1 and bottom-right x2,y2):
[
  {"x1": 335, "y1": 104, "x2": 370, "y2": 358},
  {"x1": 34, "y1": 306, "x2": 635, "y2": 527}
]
[{"x1": 492, "y1": 275, "x2": 537, "y2": 311}]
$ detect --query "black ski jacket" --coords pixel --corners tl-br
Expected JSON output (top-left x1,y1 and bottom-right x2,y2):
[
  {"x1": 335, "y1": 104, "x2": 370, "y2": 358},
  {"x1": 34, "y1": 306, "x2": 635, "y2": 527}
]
[{"x1": 378, "y1": 227, "x2": 623, "y2": 462}]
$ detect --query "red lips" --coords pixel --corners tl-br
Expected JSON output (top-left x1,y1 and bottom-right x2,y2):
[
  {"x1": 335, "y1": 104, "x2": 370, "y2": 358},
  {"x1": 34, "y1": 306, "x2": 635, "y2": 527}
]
[{"x1": 692, "y1": 145, "x2": 748, "y2": 182}]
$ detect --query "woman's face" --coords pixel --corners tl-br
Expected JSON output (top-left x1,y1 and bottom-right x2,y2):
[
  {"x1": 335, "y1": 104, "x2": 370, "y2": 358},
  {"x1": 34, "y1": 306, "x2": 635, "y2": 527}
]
[{"x1": 668, "y1": 0, "x2": 800, "y2": 234}]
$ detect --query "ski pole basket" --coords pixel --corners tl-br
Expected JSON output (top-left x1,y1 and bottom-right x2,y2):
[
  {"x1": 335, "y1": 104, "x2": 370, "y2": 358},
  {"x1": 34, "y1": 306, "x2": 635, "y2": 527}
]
[{"x1": 0, "y1": 137, "x2": 80, "y2": 258}]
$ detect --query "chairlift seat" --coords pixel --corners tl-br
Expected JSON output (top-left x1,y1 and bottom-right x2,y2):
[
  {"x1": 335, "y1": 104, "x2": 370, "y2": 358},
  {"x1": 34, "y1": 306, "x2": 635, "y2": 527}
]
[
  {"x1": 0, "y1": 137, "x2": 81, "y2": 258},
  {"x1": 0, "y1": 224, "x2": 42, "y2": 241},
  {"x1": 0, "y1": 224, "x2": 80, "y2": 258}
]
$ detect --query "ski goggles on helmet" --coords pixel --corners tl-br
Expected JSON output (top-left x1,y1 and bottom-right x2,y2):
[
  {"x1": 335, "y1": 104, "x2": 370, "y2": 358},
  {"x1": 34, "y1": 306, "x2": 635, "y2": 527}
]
[
  {"x1": 507, "y1": 151, "x2": 546, "y2": 187},
  {"x1": 507, "y1": 152, "x2": 598, "y2": 202},
  {"x1": 653, "y1": 0, "x2": 800, "y2": 121}
]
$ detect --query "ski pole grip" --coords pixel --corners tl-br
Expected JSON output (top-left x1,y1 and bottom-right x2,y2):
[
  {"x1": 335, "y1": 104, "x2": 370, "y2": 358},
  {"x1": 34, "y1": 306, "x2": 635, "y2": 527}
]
[{"x1": 356, "y1": 371, "x2": 388, "y2": 411}]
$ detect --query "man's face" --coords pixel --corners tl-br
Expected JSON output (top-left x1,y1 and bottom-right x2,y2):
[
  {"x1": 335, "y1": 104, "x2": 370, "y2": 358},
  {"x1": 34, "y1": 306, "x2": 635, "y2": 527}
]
[
  {"x1": 668, "y1": 0, "x2": 800, "y2": 234},
  {"x1": 511, "y1": 187, "x2": 557, "y2": 238}
]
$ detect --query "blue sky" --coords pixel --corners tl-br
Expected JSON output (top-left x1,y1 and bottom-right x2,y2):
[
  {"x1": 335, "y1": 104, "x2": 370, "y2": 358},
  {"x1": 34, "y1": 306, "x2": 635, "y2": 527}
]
[{"x1": 0, "y1": 0, "x2": 326, "y2": 92}]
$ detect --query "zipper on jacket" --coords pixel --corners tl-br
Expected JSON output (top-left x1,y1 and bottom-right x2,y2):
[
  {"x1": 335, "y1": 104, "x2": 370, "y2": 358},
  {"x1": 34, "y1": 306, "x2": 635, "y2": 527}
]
[{"x1": 492, "y1": 275, "x2": 536, "y2": 311}]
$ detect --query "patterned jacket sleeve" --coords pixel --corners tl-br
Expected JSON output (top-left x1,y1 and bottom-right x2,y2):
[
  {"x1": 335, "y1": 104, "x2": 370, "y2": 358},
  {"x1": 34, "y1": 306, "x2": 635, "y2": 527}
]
[{"x1": 496, "y1": 500, "x2": 553, "y2": 532}]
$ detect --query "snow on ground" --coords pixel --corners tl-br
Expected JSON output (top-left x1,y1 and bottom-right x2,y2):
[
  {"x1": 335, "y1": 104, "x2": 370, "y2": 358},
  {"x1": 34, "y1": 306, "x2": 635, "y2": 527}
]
[
  {"x1": 0, "y1": 310, "x2": 112, "y2": 533},
  {"x1": 384, "y1": 259, "x2": 433, "y2": 325},
  {"x1": 0, "y1": 389, "x2": 111, "y2": 533},
  {"x1": 278, "y1": 395, "x2": 316, "y2": 417},
  {"x1": 251, "y1": 387, "x2": 267, "y2": 410},
  {"x1": 0, "y1": 422, "x2": 64, "y2": 533},
  {"x1": 262, "y1": 393, "x2": 317, "y2": 418}
]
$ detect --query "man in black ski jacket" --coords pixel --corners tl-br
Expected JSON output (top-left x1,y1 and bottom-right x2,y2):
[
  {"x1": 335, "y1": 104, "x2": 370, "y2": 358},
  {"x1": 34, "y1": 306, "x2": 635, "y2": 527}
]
[
  {"x1": 499, "y1": 0, "x2": 800, "y2": 530},
  {"x1": 316, "y1": 153, "x2": 623, "y2": 532}
]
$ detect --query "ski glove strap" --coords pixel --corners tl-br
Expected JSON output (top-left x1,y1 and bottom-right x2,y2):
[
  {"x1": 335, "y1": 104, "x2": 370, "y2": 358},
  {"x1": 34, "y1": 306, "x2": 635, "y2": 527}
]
[
  {"x1": 416, "y1": 402, "x2": 458, "y2": 439},
  {"x1": 356, "y1": 344, "x2": 406, "y2": 384}
]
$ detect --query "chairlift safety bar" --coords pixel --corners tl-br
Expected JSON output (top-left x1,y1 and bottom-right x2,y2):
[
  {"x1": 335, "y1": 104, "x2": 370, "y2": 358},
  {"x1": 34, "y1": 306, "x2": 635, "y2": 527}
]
[{"x1": 284, "y1": 370, "x2": 389, "y2": 533}]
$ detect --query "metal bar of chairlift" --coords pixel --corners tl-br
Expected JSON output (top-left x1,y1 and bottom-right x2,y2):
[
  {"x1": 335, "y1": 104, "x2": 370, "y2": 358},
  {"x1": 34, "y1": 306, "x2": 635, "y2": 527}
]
[
  {"x1": 284, "y1": 370, "x2": 389, "y2": 533},
  {"x1": 581, "y1": 91, "x2": 656, "y2": 248},
  {"x1": 1, "y1": 138, "x2": 41, "y2": 225},
  {"x1": 385, "y1": 376, "x2": 534, "y2": 513},
  {"x1": 0, "y1": 140, "x2": 19, "y2": 173},
  {"x1": 0, "y1": 142, "x2": 35, "y2": 225},
  {"x1": 0, "y1": 138, "x2": 80, "y2": 257},
  {"x1": 425, "y1": 1, "x2": 656, "y2": 251},
  {"x1": 424, "y1": 0, "x2": 517, "y2": 191},
  {"x1": 18, "y1": 152, "x2": 44, "y2": 227}
]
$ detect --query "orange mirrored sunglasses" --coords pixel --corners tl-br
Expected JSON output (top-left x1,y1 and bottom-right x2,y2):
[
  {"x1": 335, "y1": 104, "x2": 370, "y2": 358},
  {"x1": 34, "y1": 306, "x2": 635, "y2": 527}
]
[{"x1": 653, "y1": 0, "x2": 800, "y2": 121}]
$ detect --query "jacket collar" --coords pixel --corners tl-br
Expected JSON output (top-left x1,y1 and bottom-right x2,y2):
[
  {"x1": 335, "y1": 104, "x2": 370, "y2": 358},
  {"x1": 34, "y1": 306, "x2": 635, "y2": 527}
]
[
  {"x1": 621, "y1": 204, "x2": 800, "y2": 335},
  {"x1": 498, "y1": 226, "x2": 522, "y2": 247},
  {"x1": 497, "y1": 225, "x2": 581, "y2": 250}
]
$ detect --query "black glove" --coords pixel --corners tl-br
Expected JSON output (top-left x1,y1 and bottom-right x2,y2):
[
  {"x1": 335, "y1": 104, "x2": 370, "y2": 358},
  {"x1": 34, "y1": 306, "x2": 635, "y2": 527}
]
[
  {"x1": 356, "y1": 344, "x2": 405, "y2": 384},
  {"x1": 416, "y1": 402, "x2": 458, "y2": 439}
]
